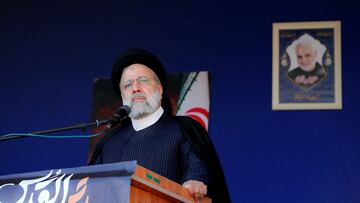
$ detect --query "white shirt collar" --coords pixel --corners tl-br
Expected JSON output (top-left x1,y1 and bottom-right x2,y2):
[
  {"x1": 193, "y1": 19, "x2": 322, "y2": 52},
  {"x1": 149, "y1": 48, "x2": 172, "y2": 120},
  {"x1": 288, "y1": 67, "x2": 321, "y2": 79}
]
[{"x1": 131, "y1": 106, "x2": 164, "y2": 131}]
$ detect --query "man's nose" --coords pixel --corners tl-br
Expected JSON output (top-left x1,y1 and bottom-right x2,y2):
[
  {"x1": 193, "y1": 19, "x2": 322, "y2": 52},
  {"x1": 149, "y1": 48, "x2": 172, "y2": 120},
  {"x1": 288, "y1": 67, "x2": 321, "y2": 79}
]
[{"x1": 132, "y1": 81, "x2": 141, "y2": 93}]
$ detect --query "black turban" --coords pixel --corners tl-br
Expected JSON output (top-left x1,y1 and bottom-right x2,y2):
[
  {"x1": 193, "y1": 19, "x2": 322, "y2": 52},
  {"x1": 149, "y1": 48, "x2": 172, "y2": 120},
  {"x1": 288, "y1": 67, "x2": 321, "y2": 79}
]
[
  {"x1": 111, "y1": 48, "x2": 172, "y2": 114},
  {"x1": 111, "y1": 48, "x2": 167, "y2": 96}
]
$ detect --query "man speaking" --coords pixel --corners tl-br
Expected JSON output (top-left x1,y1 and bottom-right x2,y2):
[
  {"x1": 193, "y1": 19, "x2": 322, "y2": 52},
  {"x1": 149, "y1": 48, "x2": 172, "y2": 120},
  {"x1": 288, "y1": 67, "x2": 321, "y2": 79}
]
[{"x1": 89, "y1": 48, "x2": 231, "y2": 203}]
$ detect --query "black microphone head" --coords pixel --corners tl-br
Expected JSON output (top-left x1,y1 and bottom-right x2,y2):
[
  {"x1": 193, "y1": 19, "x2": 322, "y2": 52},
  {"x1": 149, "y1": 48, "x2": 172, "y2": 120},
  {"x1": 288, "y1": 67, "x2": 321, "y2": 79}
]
[
  {"x1": 118, "y1": 105, "x2": 131, "y2": 117},
  {"x1": 105, "y1": 105, "x2": 131, "y2": 129}
]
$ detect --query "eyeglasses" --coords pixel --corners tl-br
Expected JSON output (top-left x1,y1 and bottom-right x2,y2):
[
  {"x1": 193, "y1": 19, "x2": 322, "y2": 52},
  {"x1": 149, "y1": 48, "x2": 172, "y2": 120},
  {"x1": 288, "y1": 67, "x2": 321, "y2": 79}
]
[{"x1": 121, "y1": 76, "x2": 155, "y2": 90}]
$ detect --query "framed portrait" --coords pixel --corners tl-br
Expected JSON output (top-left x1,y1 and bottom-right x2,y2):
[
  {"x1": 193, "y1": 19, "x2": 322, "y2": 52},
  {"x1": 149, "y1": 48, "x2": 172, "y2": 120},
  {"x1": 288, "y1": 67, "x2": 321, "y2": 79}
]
[{"x1": 272, "y1": 21, "x2": 342, "y2": 110}]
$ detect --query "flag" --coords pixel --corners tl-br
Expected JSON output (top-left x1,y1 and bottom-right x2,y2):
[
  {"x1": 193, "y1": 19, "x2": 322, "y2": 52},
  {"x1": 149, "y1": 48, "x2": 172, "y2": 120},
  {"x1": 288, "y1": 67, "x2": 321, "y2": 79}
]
[{"x1": 176, "y1": 71, "x2": 210, "y2": 130}]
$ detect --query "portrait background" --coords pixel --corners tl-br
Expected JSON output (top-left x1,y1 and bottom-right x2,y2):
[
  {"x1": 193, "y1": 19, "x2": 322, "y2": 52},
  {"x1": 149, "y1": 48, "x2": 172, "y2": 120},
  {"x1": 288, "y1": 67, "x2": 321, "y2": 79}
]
[
  {"x1": 279, "y1": 28, "x2": 335, "y2": 103},
  {"x1": 272, "y1": 21, "x2": 342, "y2": 110}
]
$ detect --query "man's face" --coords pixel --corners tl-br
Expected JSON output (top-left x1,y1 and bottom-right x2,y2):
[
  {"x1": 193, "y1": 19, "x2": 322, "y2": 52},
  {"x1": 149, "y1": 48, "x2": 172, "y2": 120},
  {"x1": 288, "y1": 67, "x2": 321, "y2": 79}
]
[
  {"x1": 119, "y1": 64, "x2": 163, "y2": 119},
  {"x1": 295, "y1": 44, "x2": 317, "y2": 72}
]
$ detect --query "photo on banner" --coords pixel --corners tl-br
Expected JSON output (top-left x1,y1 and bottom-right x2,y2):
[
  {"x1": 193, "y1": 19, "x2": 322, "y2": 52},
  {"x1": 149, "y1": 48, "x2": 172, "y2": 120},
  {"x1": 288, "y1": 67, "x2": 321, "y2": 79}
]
[{"x1": 272, "y1": 21, "x2": 342, "y2": 110}]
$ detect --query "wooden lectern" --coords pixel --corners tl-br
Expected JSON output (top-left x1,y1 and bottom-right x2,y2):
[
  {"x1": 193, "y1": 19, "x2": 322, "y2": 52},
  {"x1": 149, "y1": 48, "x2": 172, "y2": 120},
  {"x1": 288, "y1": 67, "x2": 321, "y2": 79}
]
[
  {"x1": 131, "y1": 165, "x2": 211, "y2": 203},
  {"x1": 0, "y1": 161, "x2": 211, "y2": 203}
]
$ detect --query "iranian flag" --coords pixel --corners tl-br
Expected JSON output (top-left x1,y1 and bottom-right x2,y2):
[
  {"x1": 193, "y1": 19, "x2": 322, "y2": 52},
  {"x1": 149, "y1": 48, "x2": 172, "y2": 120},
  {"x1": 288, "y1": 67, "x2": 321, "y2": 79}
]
[{"x1": 176, "y1": 71, "x2": 210, "y2": 131}]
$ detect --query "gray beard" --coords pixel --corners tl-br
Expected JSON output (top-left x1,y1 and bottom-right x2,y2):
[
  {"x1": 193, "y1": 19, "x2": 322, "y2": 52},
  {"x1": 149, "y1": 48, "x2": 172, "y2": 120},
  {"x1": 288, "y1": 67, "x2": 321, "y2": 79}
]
[
  {"x1": 123, "y1": 90, "x2": 161, "y2": 120},
  {"x1": 299, "y1": 60, "x2": 317, "y2": 72}
]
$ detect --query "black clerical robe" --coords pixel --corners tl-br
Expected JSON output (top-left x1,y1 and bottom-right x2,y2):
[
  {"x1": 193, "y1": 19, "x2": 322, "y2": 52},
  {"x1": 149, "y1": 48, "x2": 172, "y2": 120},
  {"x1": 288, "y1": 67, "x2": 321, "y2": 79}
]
[{"x1": 89, "y1": 113, "x2": 231, "y2": 203}]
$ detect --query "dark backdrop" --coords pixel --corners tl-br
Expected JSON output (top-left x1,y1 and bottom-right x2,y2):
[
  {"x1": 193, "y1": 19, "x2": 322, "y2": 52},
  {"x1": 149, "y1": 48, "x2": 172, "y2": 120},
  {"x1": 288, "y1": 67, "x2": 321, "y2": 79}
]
[{"x1": 1, "y1": 1, "x2": 359, "y2": 202}]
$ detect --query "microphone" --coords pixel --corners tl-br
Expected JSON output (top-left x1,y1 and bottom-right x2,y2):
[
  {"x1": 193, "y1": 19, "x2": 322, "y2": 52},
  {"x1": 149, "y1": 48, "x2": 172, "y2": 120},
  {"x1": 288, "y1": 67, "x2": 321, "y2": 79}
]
[{"x1": 105, "y1": 105, "x2": 131, "y2": 129}]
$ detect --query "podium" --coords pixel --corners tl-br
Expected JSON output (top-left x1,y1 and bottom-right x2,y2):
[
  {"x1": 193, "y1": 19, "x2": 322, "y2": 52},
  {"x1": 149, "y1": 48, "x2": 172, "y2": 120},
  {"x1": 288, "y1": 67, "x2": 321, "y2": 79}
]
[{"x1": 0, "y1": 161, "x2": 211, "y2": 203}]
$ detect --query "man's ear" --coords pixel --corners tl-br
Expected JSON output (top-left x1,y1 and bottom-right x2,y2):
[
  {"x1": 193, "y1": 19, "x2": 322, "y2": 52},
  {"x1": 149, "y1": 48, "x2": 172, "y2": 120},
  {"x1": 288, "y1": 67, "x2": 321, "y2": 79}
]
[{"x1": 158, "y1": 84, "x2": 163, "y2": 97}]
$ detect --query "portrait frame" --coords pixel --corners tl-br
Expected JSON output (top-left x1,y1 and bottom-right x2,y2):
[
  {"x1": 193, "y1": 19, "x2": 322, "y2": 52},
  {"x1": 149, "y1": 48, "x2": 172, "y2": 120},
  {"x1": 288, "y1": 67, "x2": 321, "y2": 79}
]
[{"x1": 272, "y1": 21, "x2": 342, "y2": 110}]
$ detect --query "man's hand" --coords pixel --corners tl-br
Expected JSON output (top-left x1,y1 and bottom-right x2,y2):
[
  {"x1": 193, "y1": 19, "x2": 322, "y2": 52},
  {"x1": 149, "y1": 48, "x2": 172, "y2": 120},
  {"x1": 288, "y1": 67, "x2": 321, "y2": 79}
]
[{"x1": 183, "y1": 180, "x2": 207, "y2": 203}]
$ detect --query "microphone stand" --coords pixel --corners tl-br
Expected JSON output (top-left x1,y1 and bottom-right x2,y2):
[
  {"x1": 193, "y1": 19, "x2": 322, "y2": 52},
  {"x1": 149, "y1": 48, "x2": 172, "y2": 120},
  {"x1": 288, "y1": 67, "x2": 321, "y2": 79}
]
[
  {"x1": 0, "y1": 120, "x2": 108, "y2": 142},
  {"x1": 0, "y1": 105, "x2": 130, "y2": 142}
]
